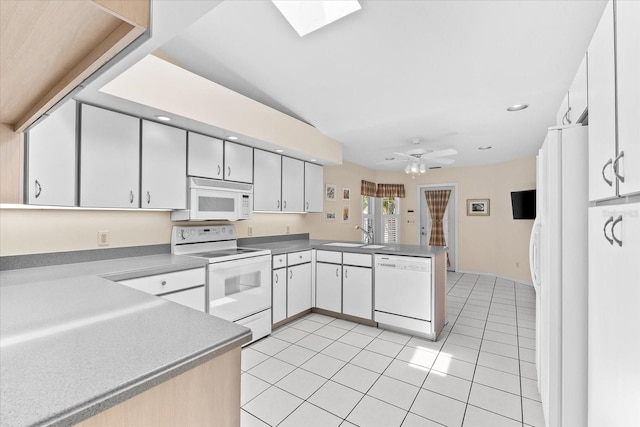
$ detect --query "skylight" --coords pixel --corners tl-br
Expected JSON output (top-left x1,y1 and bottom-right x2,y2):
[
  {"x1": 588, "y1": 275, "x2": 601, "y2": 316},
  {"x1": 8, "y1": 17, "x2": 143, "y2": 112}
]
[{"x1": 272, "y1": 0, "x2": 361, "y2": 37}]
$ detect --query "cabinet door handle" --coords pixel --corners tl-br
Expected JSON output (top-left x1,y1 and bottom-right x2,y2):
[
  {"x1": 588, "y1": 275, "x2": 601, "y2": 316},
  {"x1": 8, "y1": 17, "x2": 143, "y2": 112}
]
[
  {"x1": 603, "y1": 216, "x2": 614, "y2": 245},
  {"x1": 129, "y1": 190, "x2": 134, "y2": 204},
  {"x1": 283, "y1": 200, "x2": 287, "y2": 209},
  {"x1": 613, "y1": 151, "x2": 625, "y2": 183},
  {"x1": 217, "y1": 165, "x2": 221, "y2": 176},
  {"x1": 275, "y1": 273, "x2": 278, "y2": 284},
  {"x1": 289, "y1": 270, "x2": 293, "y2": 279},
  {"x1": 611, "y1": 215, "x2": 623, "y2": 247},
  {"x1": 227, "y1": 166, "x2": 231, "y2": 177},
  {"x1": 562, "y1": 107, "x2": 572, "y2": 125},
  {"x1": 306, "y1": 201, "x2": 309, "y2": 210},
  {"x1": 146, "y1": 191, "x2": 151, "y2": 204},
  {"x1": 161, "y1": 280, "x2": 167, "y2": 286},
  {"x1": 345, "y1": 269, "x2": 348, "y2": 279},
  {"x1": 601, "y1": 159, "x2": 613, "y2": 187},
  {"x1": 336, "y1": 268, "x2": 339, "y2": 277},
  {"x1": 277, "y1": 200, "x2": 280, "y2": 209},
  {"x1": 34, "y1": 179, "x2": 42, "y2": 198}
]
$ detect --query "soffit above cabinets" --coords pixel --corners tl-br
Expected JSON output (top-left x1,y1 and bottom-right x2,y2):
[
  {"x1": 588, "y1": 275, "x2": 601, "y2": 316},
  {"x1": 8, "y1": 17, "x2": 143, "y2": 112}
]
[{"x1": 0, "y1": 0, "x2": 150, "y2": 132}]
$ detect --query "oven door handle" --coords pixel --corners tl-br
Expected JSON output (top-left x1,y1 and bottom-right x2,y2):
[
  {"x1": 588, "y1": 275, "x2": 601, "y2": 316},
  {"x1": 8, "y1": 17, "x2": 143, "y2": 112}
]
[{"x1": 208, "y1": 254, "x2": 271, "y2": 270}]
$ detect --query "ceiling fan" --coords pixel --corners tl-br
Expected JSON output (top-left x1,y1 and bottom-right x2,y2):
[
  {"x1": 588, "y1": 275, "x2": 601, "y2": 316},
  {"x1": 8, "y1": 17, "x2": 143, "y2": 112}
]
[{"x1": 377, "y1": 147, "x2": 457, "y2": 174}]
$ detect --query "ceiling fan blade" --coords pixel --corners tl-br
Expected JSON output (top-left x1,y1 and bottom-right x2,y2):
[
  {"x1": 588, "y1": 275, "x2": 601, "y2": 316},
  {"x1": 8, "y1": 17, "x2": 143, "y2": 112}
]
[
  {"x1": 420, "y1": 148, "x2": 457, "y2": 159},
  {"x1": 426, "y1": 157, "x2": 455, "y2": 165},
  {"x1": 375, "y1": 159, "x2": 407, "y2": 165},
  {"x1": 392, "y1": 152, "x2": 417, "y2": 159}
]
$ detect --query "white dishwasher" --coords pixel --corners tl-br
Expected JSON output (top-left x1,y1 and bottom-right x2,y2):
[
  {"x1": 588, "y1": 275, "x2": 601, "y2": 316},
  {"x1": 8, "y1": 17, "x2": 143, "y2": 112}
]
[{"x1": 374, "y1": 254, "x2": 434, "y2": 339}]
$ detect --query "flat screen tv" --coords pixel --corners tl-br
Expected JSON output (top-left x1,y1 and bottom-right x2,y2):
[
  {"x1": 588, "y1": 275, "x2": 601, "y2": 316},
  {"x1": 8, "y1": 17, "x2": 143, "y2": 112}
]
[{"x1": 511, "y1": 190, "x2": 536, "y2": 220}]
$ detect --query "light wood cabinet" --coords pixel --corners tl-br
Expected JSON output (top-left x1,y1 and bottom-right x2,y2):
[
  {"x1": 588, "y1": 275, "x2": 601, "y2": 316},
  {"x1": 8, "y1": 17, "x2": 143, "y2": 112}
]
[
  {"x1": 253, "y1": 149, "x2": 282, "y2": 211},
  {"x1": 188, "y1": 132, "x2": 223, "y2": 179},
  {"x1": 588, "y1": 203, "x2": 640, "y2": 426},
  {"x1": 304, "y1": 162, "x2": 324, "y2": 212},
  {"x1": 588, "y1": 0, "x2": 640, "y2": 201},
  {"x1": 80, "y1": 104, "x2": 140, "y2": 208},
  {"x1": 224, "y1": 141, "x2": 253, "y2": 183},
  {"x1": 141, "y1": 120, "x2": 187, "y2": 209},
  {"x1": 272, "y1": 268, "x2": 287, "y2": 324},
  {"x1": 25, "y1": 100, "x2": 76, "y2": 206},
  {"x1": 282, "y1": 157, "x2": 304, "y2": 212}
]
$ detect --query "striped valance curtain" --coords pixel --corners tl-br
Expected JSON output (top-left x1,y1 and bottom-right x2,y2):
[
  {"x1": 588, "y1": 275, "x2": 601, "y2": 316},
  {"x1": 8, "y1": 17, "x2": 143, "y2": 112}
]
[
  {"x1": 361, "y1": 180, "x2": 377, "y2": 197},
  {"x1": 376, "y1": 183, "x2": 406, "y2": 198}
]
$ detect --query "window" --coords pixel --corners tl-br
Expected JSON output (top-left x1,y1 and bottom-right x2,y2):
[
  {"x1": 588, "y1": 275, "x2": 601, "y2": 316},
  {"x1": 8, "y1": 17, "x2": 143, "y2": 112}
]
[{"x1": 361, "y1": 196, "x2": 401, "y2": 244}]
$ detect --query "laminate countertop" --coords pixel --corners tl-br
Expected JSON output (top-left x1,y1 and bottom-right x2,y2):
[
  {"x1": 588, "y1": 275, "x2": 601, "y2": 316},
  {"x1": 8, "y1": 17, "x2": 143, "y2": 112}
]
[
  {"x1": 241, "y1": 238, "x2": 448, "y2": 257},
  {"x1": 0, "y1": 254, "x2": 251, "y2": 427}
]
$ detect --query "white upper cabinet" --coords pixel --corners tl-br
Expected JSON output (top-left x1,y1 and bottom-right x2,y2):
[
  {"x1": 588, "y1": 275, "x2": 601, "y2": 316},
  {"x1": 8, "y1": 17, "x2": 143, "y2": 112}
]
[
  {"x1": 188, "y1": 132, "x2": 223, "y2": 179},
  {"x1": 80, "y1": 104, "x2": 140, "y2": 208},
  {"x1": 588, "y1": 1, "x2": 617, "y2": 201},
  {"x1": 588, "y1": 0, "x2": 640, "y2": 200},
  {"x1": 224, "y1": 141, "x2": 253, "y2": 183},
  {"x1": 281, "y1": 156, "x2": 304, "y2": 212},
  {"x1": 304, "y1": 162, "x2": 323, "y2": 212},
  {"x1": 253, "y1": 149, "x2": 282, "y2": 211},
  {"x1": 568, "y1": 54, "x2": 588, "y2": 124},
  {"x1": 615, "y1": 0, "x2": 640, "y2": 197},
  {"x1": 26, "y1": 100, "x2": 76, "y2": 206},
  {"x1": 141, "y1": 121, "x2": 187, "y2": 209}
]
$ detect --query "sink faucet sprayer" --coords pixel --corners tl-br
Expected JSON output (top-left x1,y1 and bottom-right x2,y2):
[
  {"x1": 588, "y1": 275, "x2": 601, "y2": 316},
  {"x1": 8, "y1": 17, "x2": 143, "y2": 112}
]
[{"x1": 355, "y1": 225, "x2": 374, "y2": 244}]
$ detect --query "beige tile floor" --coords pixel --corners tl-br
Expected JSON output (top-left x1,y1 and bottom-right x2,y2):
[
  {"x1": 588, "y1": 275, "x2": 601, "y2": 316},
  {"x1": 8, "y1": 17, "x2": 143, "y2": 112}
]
[{"x1": 241, "y1": 272, "x2": 544, "y2": 427}]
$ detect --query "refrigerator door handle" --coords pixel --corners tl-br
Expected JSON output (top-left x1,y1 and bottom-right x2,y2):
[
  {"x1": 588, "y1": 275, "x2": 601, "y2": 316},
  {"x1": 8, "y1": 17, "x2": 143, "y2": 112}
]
[{"x1": 529, "y1": 217, "x2": 541, "y2": 292}]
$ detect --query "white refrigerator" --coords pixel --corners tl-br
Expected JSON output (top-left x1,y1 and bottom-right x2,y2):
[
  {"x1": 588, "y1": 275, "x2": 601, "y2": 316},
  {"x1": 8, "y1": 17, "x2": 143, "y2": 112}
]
[{"x1": 529, "y1": 124, "x2": 589, "y2": 427}]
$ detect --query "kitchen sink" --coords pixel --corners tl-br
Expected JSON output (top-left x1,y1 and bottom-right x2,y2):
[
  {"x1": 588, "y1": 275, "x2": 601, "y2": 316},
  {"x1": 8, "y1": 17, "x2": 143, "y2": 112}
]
[
  {"x1": 322, "y1": 242, "x2": 364, "y2": 247},
  {"x1": 361, "y1": 245, "x2": 386, "y2": 249}
]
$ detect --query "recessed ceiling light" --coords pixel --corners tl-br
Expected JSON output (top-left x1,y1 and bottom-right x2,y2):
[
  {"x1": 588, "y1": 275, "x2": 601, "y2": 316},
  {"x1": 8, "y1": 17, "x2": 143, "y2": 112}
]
[
  {"x1": 507, "y1": 104, "x2": 529, "y2": 112},
  {"x1": 227, "y1": 136, "x2": 238, "y2": 140},
  {"x1": 155, "y1": 115, "x2": 171, "y2": 121},
  {"x1": 478, "y1": 146, "x2": 492, "y2": 150},
  {"x1": 272, "y1": 0, "x2": 361, "y2": 37},
  {"x1": 275, "y1": 149, "x2": 284, "y2": 153},
  {"x1": 310, "y1": 159, "x2": 317, "y2": 162}
]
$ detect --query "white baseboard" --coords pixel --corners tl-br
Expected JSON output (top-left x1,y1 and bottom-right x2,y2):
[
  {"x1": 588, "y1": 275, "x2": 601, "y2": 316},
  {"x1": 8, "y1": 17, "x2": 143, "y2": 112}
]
[{"x1": 453, "y1": 269, "x2": 533, "y2": 287}]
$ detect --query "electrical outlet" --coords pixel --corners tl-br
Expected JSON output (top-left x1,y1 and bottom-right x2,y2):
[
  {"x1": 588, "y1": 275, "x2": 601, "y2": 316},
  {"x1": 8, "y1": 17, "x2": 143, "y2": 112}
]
[
  {"x1": 248, "y1": 226, "x2": 253, "y2": 236},
  {"x1": 97, "y1": 231, "x2": 109, "y2": 247},
  {"x1": 516, "y1": 261, "x2": 520, "y2": 268},
  {"x1": 286, "y1": 225, "x2": 290, "y2": 234}
]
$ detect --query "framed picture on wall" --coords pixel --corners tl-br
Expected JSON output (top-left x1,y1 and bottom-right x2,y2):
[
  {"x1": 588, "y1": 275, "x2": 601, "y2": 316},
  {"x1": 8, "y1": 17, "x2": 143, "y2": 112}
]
[
  {"x1": 326, "y1": 211, "x2": 336, "y2": 221},
  {"x1": 342, "y1": 205, "x2": 350, "y2": 223},
  {"x1": 343, "y1": 188, "x2": 350, "y2": 200},
  {"x1": 326, "y1": 184, "x2": 336, "y2": 201},
  {"x1": 467, "y1": 199, "x2": 490, "y2": 216}
]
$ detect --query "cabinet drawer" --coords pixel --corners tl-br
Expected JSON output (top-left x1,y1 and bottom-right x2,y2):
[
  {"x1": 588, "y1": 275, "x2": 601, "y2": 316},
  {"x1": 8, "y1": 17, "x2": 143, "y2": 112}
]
[
  {"x1": 316, "y1": 250, "x2": 342, "y2": 264},
  {"x1": 343, "y1": 252, "x2": 372, "y2": 267},
  {"x1": 273, "y1": 254, "x2": 287, "y2": 269},
  {"x1": 287, "y1": 250, "x2": 312, "y2": 266},
  {"x1": 118, "y1": 268, "x2": 205, "y2": 296}
]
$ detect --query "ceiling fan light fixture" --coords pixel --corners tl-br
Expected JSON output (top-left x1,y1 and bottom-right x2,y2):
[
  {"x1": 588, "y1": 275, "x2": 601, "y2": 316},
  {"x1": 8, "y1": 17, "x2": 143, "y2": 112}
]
[
  {"x1": 410, "y1": 163, "x2": 419, "y2": 173},
  {"x1": 272, "y1": 0, "x2": 361, "y2": 37},
  {"x1": 404, "y1": 164, "x2": 411, "y2": 174},
  {"x1": 419, "y1": 163, "x2": 427, "y2": 173}
]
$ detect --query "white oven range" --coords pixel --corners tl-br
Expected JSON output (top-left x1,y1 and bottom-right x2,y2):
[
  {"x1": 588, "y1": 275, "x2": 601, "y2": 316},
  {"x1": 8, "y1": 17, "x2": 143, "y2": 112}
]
[{"x1": 171, "y1": 225, "x2": 272, "y2": 344}]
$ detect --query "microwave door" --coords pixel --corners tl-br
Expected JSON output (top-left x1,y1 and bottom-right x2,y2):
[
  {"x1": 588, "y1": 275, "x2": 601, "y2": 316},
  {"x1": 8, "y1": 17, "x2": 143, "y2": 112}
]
[{"x1": 193, "y1": 192, "x2": 238, "y2": 221}]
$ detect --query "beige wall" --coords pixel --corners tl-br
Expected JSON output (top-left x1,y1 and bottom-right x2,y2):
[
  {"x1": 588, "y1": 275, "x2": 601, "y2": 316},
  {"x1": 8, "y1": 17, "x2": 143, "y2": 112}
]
[{"x1": 1, "y1": 157, "x2": 535, "y2": 284}]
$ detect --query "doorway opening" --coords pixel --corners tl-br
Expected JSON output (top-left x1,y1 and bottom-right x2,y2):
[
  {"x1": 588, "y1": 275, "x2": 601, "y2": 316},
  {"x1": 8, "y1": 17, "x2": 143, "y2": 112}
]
[{"x1": 418, "y1": 184, "x2": 458, "y2": 271}]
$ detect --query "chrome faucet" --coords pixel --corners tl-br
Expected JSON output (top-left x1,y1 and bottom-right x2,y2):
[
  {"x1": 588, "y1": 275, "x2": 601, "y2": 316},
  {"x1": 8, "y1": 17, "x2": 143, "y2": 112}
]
[{"x1": 355, "y1": 225, "x2": 374, "y2": 244}]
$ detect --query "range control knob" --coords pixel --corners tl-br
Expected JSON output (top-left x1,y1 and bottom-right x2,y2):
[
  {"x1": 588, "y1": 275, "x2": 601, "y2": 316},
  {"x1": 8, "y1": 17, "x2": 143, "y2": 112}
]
[{"x1": 180, "y1": 229, "x2": 188, "y2": 240}]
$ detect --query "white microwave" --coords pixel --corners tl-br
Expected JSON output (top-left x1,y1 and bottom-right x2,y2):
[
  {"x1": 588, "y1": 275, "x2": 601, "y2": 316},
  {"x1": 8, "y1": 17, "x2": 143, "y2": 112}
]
[{"x1": 171, "y1": 178, "x2": 253, "y2": 221}]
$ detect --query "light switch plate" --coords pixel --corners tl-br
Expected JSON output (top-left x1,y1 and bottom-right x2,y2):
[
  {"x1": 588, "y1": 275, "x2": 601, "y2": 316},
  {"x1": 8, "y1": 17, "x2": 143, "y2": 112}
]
[{"x1": 97, "y1": 231, "x2": 109, "y2": 246}]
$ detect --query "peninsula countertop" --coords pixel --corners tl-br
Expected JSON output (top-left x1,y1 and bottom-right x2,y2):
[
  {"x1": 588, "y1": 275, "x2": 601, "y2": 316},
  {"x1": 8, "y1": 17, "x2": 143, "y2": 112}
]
[
  {"x1": 241, "y1": 238, "x2": 448, "y2": 257},
  {"x1": 0, "y1": 254, "x2": 251, "y2": 427}
]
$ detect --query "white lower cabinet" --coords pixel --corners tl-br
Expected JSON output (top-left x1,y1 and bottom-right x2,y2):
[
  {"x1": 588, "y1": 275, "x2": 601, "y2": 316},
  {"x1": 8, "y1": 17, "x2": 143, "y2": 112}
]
[
  {"x1": 316, "y1": 261, "x2": 342, "y2": 313},
  {"x1": 287, "y1": 263, "x2": 312, "y2": 317},
  {"x1": 272, "y1": 268, "x2": 287, "y2": 324},
  {"x1": 588, "y1": 203, "x2": 640, "y2": 427},
  {"x1": 342, "y1": 265, "x2": 372, "y2": 320}
]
